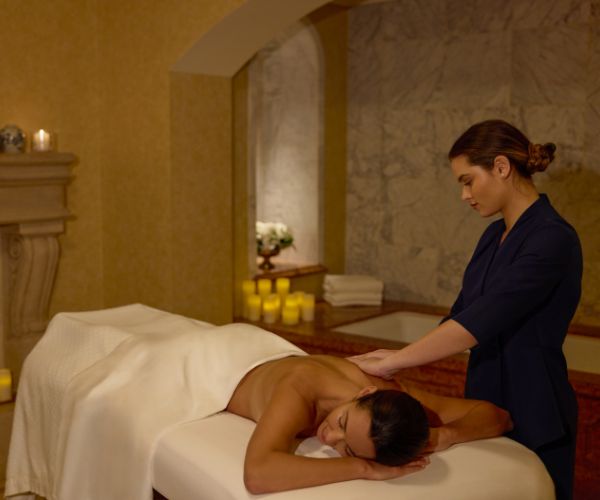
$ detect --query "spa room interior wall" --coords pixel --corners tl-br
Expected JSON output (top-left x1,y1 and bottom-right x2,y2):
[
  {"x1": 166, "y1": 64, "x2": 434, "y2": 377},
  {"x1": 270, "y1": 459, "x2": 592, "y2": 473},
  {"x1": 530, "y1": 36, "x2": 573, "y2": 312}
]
[
  {"x1": 1, "y1": 0, "x2": 344, "y2": 344},
  {"x1": 250, "y1": 21, "x2": 323, "y2": 266},
  {"x1": 0, "y1": 0, "x2": 253, "y2": 331},
  {"x1": 345, "y1": 0, "x2": 600, "y2": 326},
  {"x1": 233, "y1": 4, "x2": 348, "y2": 309}
]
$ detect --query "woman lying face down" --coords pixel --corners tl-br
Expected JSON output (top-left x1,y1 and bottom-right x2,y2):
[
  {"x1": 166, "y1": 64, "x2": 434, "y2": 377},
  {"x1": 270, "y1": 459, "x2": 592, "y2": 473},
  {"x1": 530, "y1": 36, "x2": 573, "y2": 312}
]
[{"x1": 226, "y1": 354, "x2": 513, "y2": 494}]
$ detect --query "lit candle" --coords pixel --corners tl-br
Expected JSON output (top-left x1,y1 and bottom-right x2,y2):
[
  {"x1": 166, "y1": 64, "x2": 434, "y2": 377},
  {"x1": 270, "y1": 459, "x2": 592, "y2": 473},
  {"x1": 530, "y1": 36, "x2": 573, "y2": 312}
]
[
  {"x1": 257, "y1": 279, "x2": 272, "y2": 300},
  {"x1": 282, "y1": 304, "x2": 300, "y2": 326},
  {"x1": 242, "y1": 280, "x2": 256, "y2": 319},
  {"x1": 262, "y1": 296, "x2": 278, "y2": 324},
  {"x1": 247, "y1": 294, "x2": 261, "y2": 322},
  {"x1": 294, "y1": 291, "x2": 306, "y2": 307},
  {"x1": 276, "y1": 277, "x2": 290, "y2": 297},
  {"x1": 242, "y1": 280, "x2": 256, "y2": 295},
  {"x1": 267, "y1": 293, "x2": 281, "y2": 320},
  {"x1": 0, "y1": 369, "x2": 12, "y2": 403},
  {"x1": 284, "y1": 295, "x2": 298, "y2": 309},
  {"x1": 301, "y1": 293, "x2": 315, "y2": 322},
  {"x1": 32, "y1": 129, "x2": 54, "y2": 152}
]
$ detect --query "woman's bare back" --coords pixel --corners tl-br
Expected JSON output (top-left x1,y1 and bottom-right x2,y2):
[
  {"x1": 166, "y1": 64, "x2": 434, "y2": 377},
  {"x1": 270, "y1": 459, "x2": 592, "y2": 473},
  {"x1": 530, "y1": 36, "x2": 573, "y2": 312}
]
[{"x1": 226, "y1": 354, "x2": 402, "y2": 429}]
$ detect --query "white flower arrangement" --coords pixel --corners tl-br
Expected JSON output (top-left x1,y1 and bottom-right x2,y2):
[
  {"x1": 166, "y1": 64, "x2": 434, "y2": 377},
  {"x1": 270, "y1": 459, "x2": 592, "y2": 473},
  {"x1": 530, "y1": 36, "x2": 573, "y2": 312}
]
[{"x1": 256, "y1": 221, "x2": 294, "y2": 253}]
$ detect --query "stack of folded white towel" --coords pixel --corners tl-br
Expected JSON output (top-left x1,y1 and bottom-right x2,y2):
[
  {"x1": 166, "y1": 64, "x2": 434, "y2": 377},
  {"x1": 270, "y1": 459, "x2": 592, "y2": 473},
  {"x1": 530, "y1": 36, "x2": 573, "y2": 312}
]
[{"x1": 323, "y1": 274, "x2": 384, "y2": 306}]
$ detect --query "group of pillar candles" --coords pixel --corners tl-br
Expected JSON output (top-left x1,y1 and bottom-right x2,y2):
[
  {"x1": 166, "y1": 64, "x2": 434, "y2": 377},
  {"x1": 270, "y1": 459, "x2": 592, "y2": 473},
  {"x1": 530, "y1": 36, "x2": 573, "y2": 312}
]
[{"x1": 242, "y1": 278, "x2": 315, "y2": 325}]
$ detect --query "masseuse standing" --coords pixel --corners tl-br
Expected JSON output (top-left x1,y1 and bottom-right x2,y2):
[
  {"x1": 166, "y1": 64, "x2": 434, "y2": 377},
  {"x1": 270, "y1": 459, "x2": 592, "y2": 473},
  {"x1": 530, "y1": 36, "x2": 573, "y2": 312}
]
[{"x1": 349, "y1": 120, "x2": 582, "y2": 500}]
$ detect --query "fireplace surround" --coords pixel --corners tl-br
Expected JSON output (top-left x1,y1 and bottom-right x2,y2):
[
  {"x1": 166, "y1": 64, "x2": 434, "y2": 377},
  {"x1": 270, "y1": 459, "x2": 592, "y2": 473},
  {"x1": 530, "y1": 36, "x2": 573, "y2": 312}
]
[{"x1": 0, "y1": 152, "x2": 75, "y2": 383}]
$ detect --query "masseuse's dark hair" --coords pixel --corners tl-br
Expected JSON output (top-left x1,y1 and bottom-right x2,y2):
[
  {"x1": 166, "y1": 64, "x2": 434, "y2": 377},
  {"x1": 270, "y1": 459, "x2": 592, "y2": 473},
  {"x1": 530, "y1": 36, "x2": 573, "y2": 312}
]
[
  {"x1": 448, "y1": 119, "x2": 556, "y2": 178},
  {"x1": 357, "y1": 390, "x2": 429, "y2": 466}
]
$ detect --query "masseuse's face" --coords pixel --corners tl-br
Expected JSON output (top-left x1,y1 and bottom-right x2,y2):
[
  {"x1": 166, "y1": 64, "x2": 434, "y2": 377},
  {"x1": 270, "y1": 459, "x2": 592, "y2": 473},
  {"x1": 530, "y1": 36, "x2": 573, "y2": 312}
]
[
  {"x1": 316, "y1": 400, "x2": 376, "y2": 460},
  {"x1": 451, "y1": 154, "x2": 506, "y2": 217}
]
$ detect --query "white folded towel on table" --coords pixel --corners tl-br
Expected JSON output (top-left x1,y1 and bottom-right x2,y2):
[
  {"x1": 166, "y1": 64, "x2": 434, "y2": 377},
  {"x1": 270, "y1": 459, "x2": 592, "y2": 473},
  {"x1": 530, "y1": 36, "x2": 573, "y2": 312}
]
[
  {"x1": 323, "y1": 274, "x2": 384, "y2": 294},
  {"x1": 323, "y1": 274, "x2": 384, "y2": 306},
  {"x1": 323, "y1": 292, "x2": 383, "y2": 307}
]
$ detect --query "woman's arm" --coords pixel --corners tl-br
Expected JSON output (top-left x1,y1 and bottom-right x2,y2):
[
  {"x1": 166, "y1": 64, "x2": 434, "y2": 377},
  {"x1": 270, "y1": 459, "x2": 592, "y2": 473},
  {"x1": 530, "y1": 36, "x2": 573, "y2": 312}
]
[
  {"x1": 244, "y1": 381, "x2": 428, "y2": 493},
  {"x1": 348, "y1": 319, "x2": 477, "y2": 379},
  {"x1": 405, "y1": 386, "x2": 513, "y2": 452}
]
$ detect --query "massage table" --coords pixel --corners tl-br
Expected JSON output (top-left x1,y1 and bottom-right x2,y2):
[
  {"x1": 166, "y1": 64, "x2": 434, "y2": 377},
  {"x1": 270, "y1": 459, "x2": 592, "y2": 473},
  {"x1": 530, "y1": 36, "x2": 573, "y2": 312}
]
[
  {"x1": 5, "y1": 305, "x2": 555, "y2": 500},
  {"x1": 153, "y1": 412, "x2": 554, "y2": 500}
]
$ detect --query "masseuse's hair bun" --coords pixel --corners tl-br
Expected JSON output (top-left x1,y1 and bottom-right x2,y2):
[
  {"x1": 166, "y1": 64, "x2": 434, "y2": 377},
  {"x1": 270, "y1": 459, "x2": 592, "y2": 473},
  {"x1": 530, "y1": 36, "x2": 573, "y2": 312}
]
[{"x1": 527, "y1": 142, "x2": 556, "y2": 174}]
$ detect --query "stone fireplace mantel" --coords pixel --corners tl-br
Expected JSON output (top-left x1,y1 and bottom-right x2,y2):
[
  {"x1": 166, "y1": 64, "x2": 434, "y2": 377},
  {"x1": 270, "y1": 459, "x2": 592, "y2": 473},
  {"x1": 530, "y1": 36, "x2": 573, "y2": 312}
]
[{"x1": 0, "y1": 152, "x2": 75, "y2": 380}]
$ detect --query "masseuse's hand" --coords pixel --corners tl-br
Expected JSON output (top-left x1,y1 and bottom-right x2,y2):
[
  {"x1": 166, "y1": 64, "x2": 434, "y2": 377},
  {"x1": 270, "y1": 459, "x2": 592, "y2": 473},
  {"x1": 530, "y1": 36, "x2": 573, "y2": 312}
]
[
  {"x1": 363, "y1": 456, "x2": 430, "y2": 481},
  {"x1": 347, "y1": 349, "x2": 399, "y2": 379}
]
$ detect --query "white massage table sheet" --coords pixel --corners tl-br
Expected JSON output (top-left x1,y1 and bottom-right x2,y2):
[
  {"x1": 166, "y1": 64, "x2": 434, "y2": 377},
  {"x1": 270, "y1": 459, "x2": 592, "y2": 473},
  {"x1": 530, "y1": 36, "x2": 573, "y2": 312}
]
[
  {"x1": 153, "y1": 412, "x2": 555, "y2": 500},
  {"x1": 6, "y1": 305, "x2": 305, "y2": 500},
  {"x1": 6, "y1": 303, "x2": 554, "y2": 500}
]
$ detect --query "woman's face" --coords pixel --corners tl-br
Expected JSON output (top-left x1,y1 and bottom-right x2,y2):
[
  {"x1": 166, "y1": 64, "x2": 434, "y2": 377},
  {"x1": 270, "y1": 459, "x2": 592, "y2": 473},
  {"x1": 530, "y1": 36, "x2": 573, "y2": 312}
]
[
  {"x1": 316, "y1": 401, "x2": 376, "y2": 460},
  {"x1": 450, "y1": 154, "x2": 507, "y2": 217}
]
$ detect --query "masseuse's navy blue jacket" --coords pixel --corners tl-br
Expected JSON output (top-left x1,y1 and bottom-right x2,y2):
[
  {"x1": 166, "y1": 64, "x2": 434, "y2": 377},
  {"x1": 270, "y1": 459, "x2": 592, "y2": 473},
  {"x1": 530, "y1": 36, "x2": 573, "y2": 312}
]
[{"x1": 446, "y1": 194, "x2": 582, "y2": 497}]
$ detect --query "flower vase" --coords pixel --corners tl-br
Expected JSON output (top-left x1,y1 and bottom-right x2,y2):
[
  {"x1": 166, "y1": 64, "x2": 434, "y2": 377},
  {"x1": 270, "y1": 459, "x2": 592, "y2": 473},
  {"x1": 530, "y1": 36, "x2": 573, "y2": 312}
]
[{"x1": 258, "y1": 245, "x2": 280, "y2": 270}]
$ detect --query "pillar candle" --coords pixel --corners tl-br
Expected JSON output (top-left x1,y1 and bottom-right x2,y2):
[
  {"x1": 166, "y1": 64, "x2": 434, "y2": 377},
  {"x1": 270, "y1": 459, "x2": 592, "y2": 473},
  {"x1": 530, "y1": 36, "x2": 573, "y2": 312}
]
[
  {"x1": 267, "y1": 293, "x2": 281, "y2": 320},
  {"x1": 0, "y1": 369, "x2": 12, "y2": 403},
  {"x1": 275, "y1": 277, "x2": 290, "y2": 297},
  {"x1": 293, "y1": 291, "x2": 306, "y2": 307},
  {"x1": 282, "y1": 304, "x2": 300, "y2": 326},
  {"x1": 262, "y1": 296, "x2": 278, "y2": 324},
  {"x1": 242, "y1": 280, "x2": 256, "y2": 295},
  {"x1": 257, "y1": 279, "x2": 272, "y2": 300},
  {"x1": 241, "y1": 280, "x2": 256, "y2": 319},
  {"x1": 247, "y1": 294, "x2": 262, "y2": 322},
  {"x1": 284, "y1": 295, "x2": 298, "y2": 309},
  {"x1": 301, "y1": 293, "x2": 315, "y2": 322},
  {"x1": 32, "y1": 129, "x2": 54, "y2": 152}
]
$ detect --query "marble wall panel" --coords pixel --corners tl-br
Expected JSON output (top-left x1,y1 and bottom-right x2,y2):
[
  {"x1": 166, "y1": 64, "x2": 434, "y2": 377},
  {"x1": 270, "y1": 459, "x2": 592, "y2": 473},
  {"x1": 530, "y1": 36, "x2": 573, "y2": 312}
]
[
  {"x1": 251, "y1": 22, "x2": 322, "y2": 264},
  {"x1": 379, "y1": 0, "x2": 448, "y2": 40},
  {"x1": 347, "y1": 0, "x2": 600, "y2": 325},
  {"x1": 586, "y1": 25, "x2": 600, "y2": 173},
  {"x1": 429, "y1": 32, "x2": 511, "y2": 109},
  {"x1": 512, "y1": 26, "x2": 587, "y2": 106},
  {"x1": 446, "y1": 0, "x2": 514, "y2": 34},
  {"x1": 511, "y1": 0, "x2": 591, "y2": 29}
]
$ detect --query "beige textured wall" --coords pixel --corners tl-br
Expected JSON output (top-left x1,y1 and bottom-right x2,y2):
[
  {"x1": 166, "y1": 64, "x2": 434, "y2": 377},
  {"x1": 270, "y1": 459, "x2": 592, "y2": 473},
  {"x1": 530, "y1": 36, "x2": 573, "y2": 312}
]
[
  {"x1": 169, "y1": 73, "x2": 233, "y2": 320},
  {"x1": 95, "y1": 0, "x2": 243, "y2": 324},
  {"x1": 0, "y1": 0, "x2": 104, "y2": 314},
  {"x1": 0, "y1": 0, "x2": 244, "y2": 325}
]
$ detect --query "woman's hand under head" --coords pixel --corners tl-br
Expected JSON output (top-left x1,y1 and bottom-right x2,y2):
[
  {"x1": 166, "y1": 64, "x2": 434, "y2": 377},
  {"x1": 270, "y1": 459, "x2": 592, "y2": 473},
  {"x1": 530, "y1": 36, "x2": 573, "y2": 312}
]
[
  {"x1": 347, "y1": 349, "x2": 399, "y2": 379},
  {"x1": 361, "y1": 456, "x2": 430, "y2": 481}
]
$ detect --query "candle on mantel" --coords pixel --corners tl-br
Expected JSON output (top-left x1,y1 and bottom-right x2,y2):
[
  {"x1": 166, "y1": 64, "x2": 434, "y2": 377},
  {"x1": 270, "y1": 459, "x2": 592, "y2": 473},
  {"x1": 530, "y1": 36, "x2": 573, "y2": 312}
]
[
  {"x1": 241, "y1": 279, "x2": 256, "y2": 319},
  {"x1": 247, "y1": 294, "x2": 262, "y2": 322},
  {"x1": 262, "y1": 296, "x2": 278, "y2": 324},
  {"x1": 257, "y1": 279, "x2": 272, "y2": 300},
  {"x1": 32, "y1": 129, "x2": 54, "y2": 152},
  {"x1": 282, "y1": 304, "x2": 300, "y2": 326},
  {"x1": 0, "y1": 368, "x2": 12, "y2": 403},
  {"x1": 301, "y1": 293, "x2": 315, "y2": 322}
]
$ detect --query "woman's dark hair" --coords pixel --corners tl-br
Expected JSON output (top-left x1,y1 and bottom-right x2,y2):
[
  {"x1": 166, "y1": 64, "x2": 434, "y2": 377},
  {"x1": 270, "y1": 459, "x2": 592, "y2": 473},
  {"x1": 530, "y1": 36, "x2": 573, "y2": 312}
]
[
  {"x1": 448, "y1": 119, "x2": 556, "y2": 178},
  {"x1": 357, "y1": 390, "x2": 429, "y2": 466}
]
